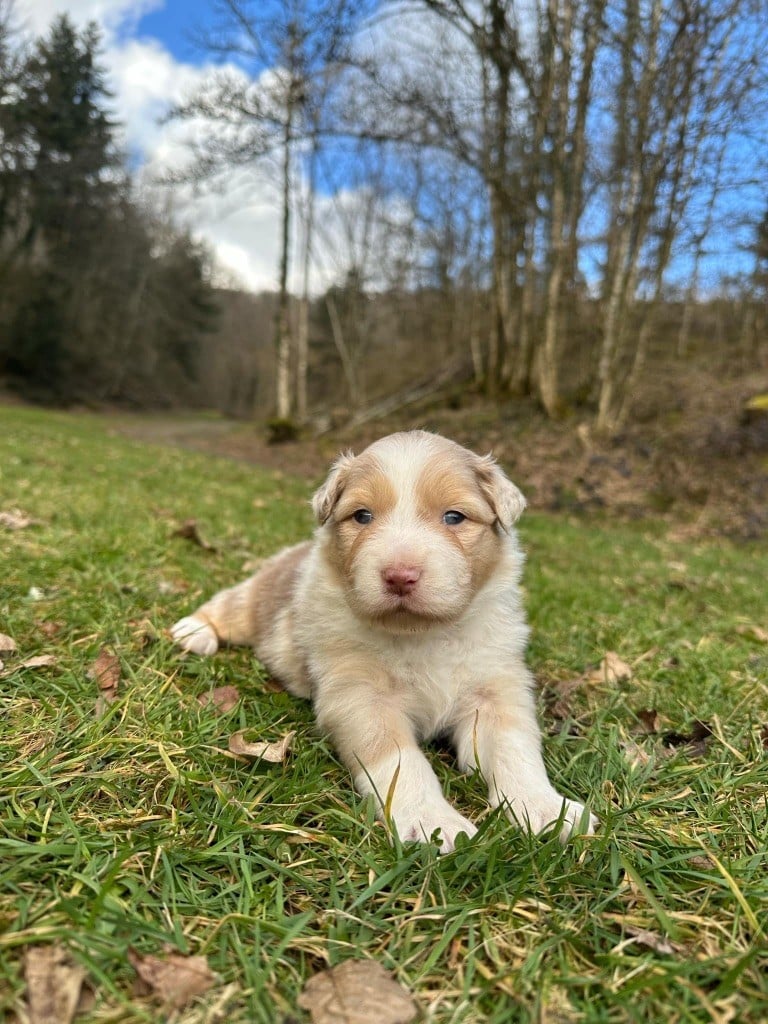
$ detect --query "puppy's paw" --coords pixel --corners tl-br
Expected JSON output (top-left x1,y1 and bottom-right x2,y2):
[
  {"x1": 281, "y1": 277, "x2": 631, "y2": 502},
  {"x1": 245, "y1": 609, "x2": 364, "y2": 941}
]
[
  {"x1": 171, "y1": 615, "x2": 219, "y2": 656},
  {"x1": 510, "y1": 791, "x2": 597, "y2": 842},
  {"x1": 393, "y1": 801, "x2": 477, "y2": 854}
]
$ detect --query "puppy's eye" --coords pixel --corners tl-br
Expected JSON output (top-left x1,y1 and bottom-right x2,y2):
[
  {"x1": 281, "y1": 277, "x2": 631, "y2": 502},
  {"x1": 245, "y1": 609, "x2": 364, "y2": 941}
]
[
  {"x1": 352, "y1": 509, "x2": 373, "y2": 525},
  {"x1": 442, "y1": 510, "x2": 466, "y2": 526}
]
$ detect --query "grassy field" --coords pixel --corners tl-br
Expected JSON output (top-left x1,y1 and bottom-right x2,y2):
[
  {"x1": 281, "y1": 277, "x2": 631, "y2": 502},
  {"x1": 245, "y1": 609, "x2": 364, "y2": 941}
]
[{"x1": 1, "y1": 404, "x2": 767, "y2": 1023}]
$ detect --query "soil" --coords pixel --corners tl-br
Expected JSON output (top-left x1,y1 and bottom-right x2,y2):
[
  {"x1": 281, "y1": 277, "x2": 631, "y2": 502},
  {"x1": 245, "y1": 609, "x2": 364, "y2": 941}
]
[{"x1": 98, "y1": 357, "x2": 768, "y2": 542}]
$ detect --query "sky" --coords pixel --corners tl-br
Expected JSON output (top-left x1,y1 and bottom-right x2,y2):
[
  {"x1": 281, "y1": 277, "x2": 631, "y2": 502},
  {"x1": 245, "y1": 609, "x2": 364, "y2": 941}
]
[{"x1": 15, "y1": 0, "x2": 296, "y2": 292}]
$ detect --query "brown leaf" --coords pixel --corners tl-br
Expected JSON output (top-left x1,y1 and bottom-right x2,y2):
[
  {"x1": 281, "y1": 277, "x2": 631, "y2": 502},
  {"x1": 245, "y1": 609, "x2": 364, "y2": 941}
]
[
  {"x1": 198, "y1": 686, "x2": 240, "y2": 713},
  {"x1": 25, "y1": 945, "x2": 85, "y2": 1024},
  {"x1": 736, "y1": 624, "x2": 768, "y2": 644},
  {"x1": 87, "y1": 648, "x2": 121, "y2": 710},
  {"x1": 0, "y1": 508, "x2": 39, "y2": 530},
  {"x1": 228, "y1": 729, "x2": 295, "y2": 763},
  {"x1": 38, "y1": 621, "x2": 63, "y2": 639},
  {"x1": 623, "y1": 926, "x2": 683, "y2": 956},
  {"x1": 635, "y1": 708, "x2": 661, "y2": 735},
  {"x1": 662, "y1": 720, "x2": 712, "y2": 755},
  {"x1": 298, "y1": 960, "x2": 417, "y2": 1024},
  {"x1": 0, "y1": 632, "x2": 17, "y2": 654},
  {"x1": 171, "y1": 519, "x2": 217, "y2": 552},
  {"x1": 588, "y1": 652, "x2": 633, "y2": 684},
  {"x1": 129, "y1": 617, "x2": 161, "y2": 648},
  {"x1": 17, "y1": 654, "x2": 58, "y2": 671},
  {"x1": 128, "y1": 949, "x2": 216, "y2": 1009},
  {"x1": 620, "y1": 739, "x2": 654, "y2": 770},
  {"x1": 761, "y1": 725, "x2": 768, "y2": 751}
]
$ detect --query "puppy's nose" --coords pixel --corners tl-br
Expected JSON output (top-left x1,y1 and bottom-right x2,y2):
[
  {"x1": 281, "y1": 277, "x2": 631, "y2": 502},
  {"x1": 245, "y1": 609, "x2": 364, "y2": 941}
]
[{"x1": 382, "y1": 565, "x2": 422, "y2": 596}]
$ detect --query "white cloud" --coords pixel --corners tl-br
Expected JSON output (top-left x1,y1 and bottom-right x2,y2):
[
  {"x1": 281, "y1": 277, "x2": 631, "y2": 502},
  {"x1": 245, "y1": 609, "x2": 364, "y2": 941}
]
[{"x1": 16, "y1": 0, "x2": 160, "y2": 39}]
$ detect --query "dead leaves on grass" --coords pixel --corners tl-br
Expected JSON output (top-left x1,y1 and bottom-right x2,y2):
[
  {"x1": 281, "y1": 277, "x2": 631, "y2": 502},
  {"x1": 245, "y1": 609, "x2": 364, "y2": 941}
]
[
  {"x1": 198, "y1": 685, "x2": 240, "y2": 713},
  {"x1": 24, "y1": 945, "x2": 86, "y2": 1024},
  {"x1": 228, "y1": 728, "x2": 295, "y2": 763},
  {"x1": 171, "y1": 518, "x2": 217, "y2": 552},
  {"x1": 0, "y1": 508, "x2": 41, "y2": 530},
  {"x1": 128, "y1": 949, "x2": 217, "y2": 1010},
  {"x1": 298, "y1": 960, "x2": 417, "y2": 1024},
  {"x1": 88, "y1": 647, "x2": 121, "y2": 711}
]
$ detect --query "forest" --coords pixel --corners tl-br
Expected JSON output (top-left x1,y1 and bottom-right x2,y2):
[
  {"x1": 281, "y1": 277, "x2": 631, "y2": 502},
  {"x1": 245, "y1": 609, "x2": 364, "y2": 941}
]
[{"x1": 1, "y1": 0, "x2": 767, "y2": 435}]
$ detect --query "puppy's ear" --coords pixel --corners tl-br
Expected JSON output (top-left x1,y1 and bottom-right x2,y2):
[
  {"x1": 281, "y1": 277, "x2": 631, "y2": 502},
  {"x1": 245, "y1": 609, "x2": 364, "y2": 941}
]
[
  {"x1": 312, "y1": 450, "x2": 355, "y2": 524},
  {"x1": 475, "y1": 454, "x2": 526, "y2": 532}
]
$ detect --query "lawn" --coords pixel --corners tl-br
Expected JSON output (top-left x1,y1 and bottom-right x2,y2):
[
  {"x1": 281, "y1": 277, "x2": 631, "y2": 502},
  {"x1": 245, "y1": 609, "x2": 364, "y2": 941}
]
[{"x1": 1, "y1": 405, "x2": 767, "y2": 1023}]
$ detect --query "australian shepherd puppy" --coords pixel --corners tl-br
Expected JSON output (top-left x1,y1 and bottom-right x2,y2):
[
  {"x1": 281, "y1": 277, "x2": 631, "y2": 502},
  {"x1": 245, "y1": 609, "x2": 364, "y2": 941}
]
[{"x1": 172, "y1": 431, "x2": 595, "y2": 852}]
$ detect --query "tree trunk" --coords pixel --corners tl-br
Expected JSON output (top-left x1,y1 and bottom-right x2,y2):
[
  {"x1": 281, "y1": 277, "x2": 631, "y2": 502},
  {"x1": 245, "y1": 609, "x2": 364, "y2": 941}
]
[{"x1": 274, "y1": 86, "x2": 294, "y2": 420}]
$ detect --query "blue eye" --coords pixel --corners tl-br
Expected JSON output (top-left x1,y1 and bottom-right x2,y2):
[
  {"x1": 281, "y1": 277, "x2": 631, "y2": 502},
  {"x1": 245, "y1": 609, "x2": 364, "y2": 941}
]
[
  {"x1": 442, "y1": 510, "x2": 466, "y2": 526},
  {"x1": 353, "y1": 509, "x2": 373, "y2": 524}
]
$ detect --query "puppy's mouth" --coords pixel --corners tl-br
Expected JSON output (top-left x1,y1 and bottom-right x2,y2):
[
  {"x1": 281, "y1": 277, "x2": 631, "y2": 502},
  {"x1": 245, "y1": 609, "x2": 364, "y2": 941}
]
[{"x1": 367, "y1": 589, "x2": 464, "y2": 631}]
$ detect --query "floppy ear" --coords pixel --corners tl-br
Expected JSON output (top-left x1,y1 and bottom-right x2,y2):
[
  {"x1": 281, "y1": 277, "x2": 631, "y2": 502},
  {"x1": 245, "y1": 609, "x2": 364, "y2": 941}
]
[
  {"x1": 311, "y1": 450, "x2": 356, "y2": 524},
  {"x1": 475, "y1": 454, "x2": 526, "y2": 532}
]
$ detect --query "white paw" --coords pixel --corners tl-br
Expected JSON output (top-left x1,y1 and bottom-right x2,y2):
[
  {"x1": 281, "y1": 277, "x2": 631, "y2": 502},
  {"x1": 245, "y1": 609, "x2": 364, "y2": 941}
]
[
  {"x1": 171, "y1": 616, "x2": 219, "y2": 656},
  {"x1": 508, "y1": 791, "x2": 597, "y2": 842},
  {"x1": 392, "y1": 800, "x2": 478, "y2": 854}
]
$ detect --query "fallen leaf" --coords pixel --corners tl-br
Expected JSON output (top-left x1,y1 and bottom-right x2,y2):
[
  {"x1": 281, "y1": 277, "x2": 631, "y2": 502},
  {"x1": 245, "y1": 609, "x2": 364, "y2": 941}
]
[
  {"x1": 688, "y1": 854, "x2": 715, "y2": 871},
  {"x1": 635, "y1": 708, "x2": 661, "y2": 734},
  {"x1": 298, "y1": 960, "x2": 417, "y2": 1024},
  {"x1": 171, "y1": 519, "x2": 217, "y2": 552},
  {"x1": 128, "y1": 949, "x2": 216, "y2": 1009},
  {"x1": 623, "y1": 926, "x2": 683, "y2": 956},
  {"x1": 17, "y1": 654, "x2": 58, "y2": 670},
  {"x1": 228, "y1": 729, "x2": 296, "y2": 763},
  {"x1": 662, "y1": 720, "x2": 712, "y2": 756},
  {"x1": 25, "y1": 944, "x2": 85, "y2": 1024},
  {"x1": 736, "y1": 624, "x2": 768, "y2": 644},
  {"x1": 38, "y1": 621, "x2": 63, "y2": 639},
  {"x1": 588, "y1": 652, "x2": 632, "y2": 684},
  {"x1": 129, "y1": 617, "x2": 161, "y2": 648},
  {"x1": 0, "y1": 508, "x2": 39, "y2": 530},
  {"x1": 88, "y1": 647, "x2": 121, "y2": 708},
  {"x1": 620, "y1": 739, "x2": 654, "y2": 769},
  {"x1": 0, "y1": 632, "x2": 17, "y2": 654},
  {"x1": 198, "y1": 686, "x2": 240, "y2": 713},
  {"x1": 761, "y1": 725, "x2": 768, "y2": 751},
  {"x1": 158, "y1": 579, "x2": 188, "y2": 596}
]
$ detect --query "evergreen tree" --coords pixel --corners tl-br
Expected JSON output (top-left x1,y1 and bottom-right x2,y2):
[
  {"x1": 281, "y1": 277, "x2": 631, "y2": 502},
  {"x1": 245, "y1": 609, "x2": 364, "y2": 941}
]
[{"x1": 3, "y1": 15, "x2": 120, "y2": 395}]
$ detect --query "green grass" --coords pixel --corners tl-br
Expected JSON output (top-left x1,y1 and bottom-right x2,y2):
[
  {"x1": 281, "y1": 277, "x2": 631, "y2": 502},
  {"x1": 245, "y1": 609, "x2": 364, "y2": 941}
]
[{"x1": 1, "y1": 404, "x2": 767, "y2": 1023}]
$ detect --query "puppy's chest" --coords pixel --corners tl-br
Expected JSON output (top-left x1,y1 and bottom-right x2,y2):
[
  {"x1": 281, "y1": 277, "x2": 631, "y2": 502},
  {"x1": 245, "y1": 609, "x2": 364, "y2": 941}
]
[{"x1": 376, "y1": 632, "x2": 494, "y2": 735}]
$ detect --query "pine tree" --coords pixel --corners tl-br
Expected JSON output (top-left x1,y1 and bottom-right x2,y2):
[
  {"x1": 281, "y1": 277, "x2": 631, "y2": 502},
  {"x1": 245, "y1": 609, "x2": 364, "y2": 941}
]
[{"x1": 4, "y1": 15, "x2": 120, "y2": 394}]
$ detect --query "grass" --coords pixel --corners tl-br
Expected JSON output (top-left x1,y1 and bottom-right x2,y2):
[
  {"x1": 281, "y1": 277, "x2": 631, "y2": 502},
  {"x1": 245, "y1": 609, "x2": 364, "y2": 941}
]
[{"x1": 1, "y1": 404, "x2": 767, "y2": 1023}]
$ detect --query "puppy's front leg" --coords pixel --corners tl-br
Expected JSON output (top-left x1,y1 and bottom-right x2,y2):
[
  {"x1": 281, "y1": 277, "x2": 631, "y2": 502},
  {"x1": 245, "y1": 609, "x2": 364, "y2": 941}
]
[
  {"x1": 315, "y1": 676, "x2": 477, "y2": 853},
  {"x1": 454, "y1": 679, "x2": 596, "y2": 841}
]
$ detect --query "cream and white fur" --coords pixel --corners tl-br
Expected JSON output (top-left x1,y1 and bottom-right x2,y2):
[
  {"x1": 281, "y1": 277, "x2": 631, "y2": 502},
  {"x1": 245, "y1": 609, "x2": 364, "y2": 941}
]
[{"x1": 172, "y1": 431, "x2": 595, "y2": 852}]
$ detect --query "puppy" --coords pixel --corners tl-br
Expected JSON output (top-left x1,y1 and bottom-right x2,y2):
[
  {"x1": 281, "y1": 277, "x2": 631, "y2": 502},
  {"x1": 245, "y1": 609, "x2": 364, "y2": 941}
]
[{"x1": 172, "y1": 431, "x2": 595, "y2": 852}]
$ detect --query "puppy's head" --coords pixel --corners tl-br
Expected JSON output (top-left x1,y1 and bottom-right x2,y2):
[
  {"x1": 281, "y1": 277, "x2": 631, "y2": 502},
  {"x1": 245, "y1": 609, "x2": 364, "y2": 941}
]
[{"x1": 312, "y1": 431, "x2": 525, "y2": 631}]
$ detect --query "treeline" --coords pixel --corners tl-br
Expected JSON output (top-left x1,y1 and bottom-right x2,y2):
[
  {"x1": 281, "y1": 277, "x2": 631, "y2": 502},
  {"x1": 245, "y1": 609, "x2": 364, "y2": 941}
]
[
  {"x1": 0, "y1": 12, "x2": 217, "y2": 405},
  {"x1": 168, "y1": 0, "x2": 768, "y2": 434},
  {"x1": 2, "y1": 3, "x2": 767, "y2": 429}
]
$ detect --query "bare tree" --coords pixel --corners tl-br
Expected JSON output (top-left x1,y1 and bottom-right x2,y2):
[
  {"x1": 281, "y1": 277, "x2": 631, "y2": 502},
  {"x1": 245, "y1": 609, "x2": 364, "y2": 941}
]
[{"x1": 164, "y1": 0, "x2": 370, "y2": 420}]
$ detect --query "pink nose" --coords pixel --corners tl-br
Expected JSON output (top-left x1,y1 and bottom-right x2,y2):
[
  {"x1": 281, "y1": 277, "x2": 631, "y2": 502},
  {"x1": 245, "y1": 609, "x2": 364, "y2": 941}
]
[{"x1": 382, "y1": 565, "x2": 422, "y2": 596}]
